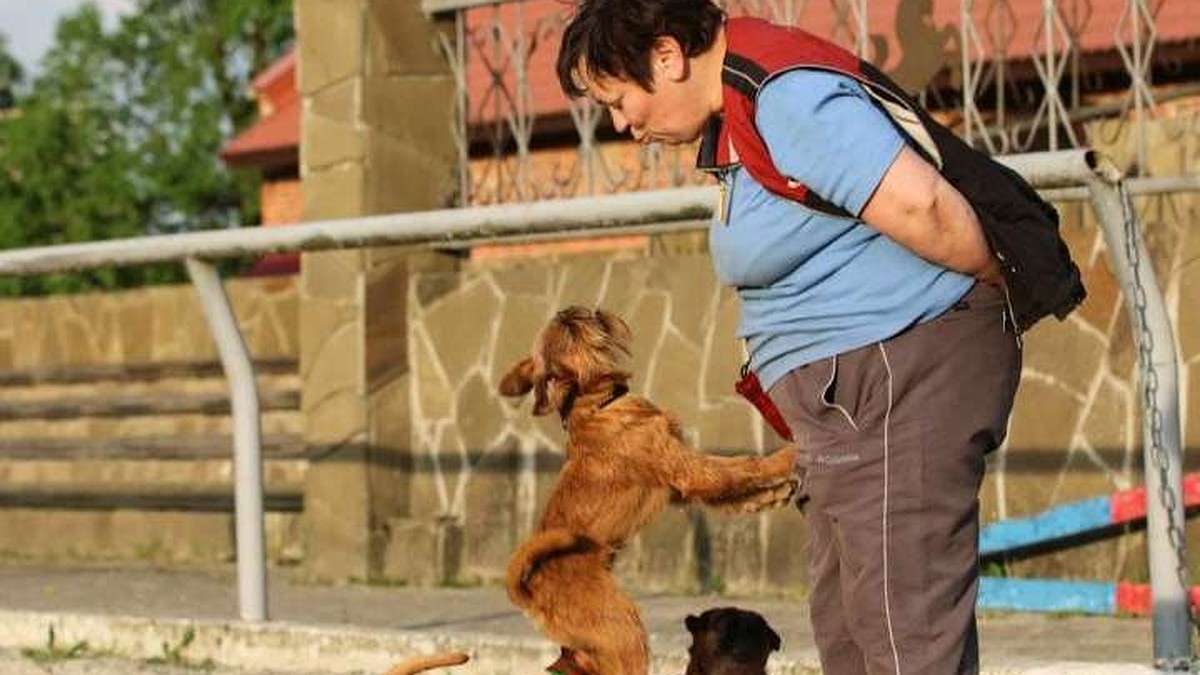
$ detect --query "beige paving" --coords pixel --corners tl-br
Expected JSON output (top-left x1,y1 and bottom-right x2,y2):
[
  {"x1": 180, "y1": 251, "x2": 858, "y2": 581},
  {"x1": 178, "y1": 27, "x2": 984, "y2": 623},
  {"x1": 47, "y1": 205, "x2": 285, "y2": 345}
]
[{"x1": 0, "y1": 561, "x2": 1167, "y2": 674}]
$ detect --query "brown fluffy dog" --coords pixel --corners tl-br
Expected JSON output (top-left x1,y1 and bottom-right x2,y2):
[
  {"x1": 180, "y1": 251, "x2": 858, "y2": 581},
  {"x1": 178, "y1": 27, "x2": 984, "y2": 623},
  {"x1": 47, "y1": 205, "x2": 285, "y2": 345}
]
[
  {"x1": 498, "y1": 307, "x2": 798, "y2": 675},
  {"x1": 382, "y1": 650, "x2": 469, "y2": 675},
  {"x1": 684, "y1": 607, "x2": 781, "y2": 675}
]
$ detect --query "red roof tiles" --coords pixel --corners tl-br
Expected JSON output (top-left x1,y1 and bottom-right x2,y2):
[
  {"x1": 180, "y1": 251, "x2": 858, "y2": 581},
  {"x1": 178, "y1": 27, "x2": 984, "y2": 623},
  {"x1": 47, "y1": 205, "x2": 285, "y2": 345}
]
[{"x1": 220, "y1": 51, "x2": 300, "y2": 168}]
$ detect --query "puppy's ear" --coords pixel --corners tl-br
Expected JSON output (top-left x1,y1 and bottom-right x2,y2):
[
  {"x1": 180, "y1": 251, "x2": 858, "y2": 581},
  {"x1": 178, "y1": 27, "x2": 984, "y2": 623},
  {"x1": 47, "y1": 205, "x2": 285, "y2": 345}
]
[
  {"x1": 594, "y1": 308, "x2": 632, "y2": 355},
  {"x1": 716, "y1": 609, "x2": 781, "y2": 658},
  {"x1": 498, "y1": 357, "x2": 535, "y2": 397},
  {"x1": 767, "y1": 625, "x2": 782, "y2": 652},
  {"x1": 684, "y1": 614, "x2": 702, "y2": 633}
]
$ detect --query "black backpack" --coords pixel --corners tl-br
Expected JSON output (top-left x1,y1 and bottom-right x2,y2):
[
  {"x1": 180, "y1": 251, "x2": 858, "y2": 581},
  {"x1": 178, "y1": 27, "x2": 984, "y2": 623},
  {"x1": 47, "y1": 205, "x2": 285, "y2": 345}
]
[{"x1": 859, "y1": 62, "x2": 1087, "y2": 331}]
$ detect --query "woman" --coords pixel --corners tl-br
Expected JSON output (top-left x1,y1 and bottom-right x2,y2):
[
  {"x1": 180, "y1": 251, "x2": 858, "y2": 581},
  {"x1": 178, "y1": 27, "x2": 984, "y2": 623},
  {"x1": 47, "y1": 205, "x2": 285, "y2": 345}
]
[{"x1": 554, "y1": 2, "x2": 1042, "y2": 674}]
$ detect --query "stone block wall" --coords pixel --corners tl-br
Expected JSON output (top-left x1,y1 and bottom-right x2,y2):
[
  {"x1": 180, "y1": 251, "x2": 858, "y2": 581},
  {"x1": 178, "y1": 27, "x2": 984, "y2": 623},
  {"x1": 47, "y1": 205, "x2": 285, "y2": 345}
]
[
  {"x1": 0, "y1": 276, "x2": 303, "y2": 564},
  {"x1": 398, "y1": 115, "x2": 1199, "y2": 593},
  {"x1": 294, "y1": 0, "x2": 459, "y2": 582},
  {"x1": 0, "y1": 277, "x2": 297, "y2": 369}
]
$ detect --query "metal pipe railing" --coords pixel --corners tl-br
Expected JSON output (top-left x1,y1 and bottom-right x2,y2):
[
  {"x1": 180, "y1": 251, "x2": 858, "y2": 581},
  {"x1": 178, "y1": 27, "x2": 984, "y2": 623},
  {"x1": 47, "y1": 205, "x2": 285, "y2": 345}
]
[
  {"x1": 0, "y1": 188, "x2": 714, "y2": 277},
  {"x1": 1085, "y1": 168, "x2": 1191, "y2": 672},
  {"x1": 0, "y1": 150, "x2": 1189, "y2": 665},
  {"x1": 1000, "y1": 150, "x2": 1190, "y2": 671},
  {"x1": 185, "y1": 258, "x2": 268, "y2": 622},
  {"x1": 0, "y1": 173, "x2": 1192, "y2": 272}
]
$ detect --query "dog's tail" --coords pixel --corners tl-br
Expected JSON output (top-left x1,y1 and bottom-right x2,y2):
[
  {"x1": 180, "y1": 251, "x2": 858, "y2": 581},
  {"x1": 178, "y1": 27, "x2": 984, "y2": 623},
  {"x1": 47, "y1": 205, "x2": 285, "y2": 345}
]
[
  {"x1": 381, "y1": 650, "x2": 469, "y2": 675},
  {"x1": 506, "y1": 528, "x2": 588, "y2": 604}
]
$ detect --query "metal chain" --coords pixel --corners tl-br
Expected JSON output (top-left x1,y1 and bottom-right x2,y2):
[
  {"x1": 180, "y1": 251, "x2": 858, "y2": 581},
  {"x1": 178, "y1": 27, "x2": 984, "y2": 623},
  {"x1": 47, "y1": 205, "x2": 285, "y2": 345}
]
[{"x1": 1118, "y1": 184, "x2": 1199, "y2": 671}]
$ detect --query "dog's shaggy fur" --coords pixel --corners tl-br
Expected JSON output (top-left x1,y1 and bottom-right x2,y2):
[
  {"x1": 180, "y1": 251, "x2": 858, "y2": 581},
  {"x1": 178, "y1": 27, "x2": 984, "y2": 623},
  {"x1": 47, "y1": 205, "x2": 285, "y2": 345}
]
[
  {"x1": 684, "y1": 608, "x2": 781, "y2": 675},
  {"x1": 381, "y1": 650, "x2": 469, "y2": 675},
  {"x1": 498, "y1": 307, "x2": 798, "y2": 675}
]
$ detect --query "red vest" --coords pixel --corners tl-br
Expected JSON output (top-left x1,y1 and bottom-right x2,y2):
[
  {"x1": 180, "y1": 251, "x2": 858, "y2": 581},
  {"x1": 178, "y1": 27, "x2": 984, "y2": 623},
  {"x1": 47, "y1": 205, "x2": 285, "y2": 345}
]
[
  {"x1": 697, "y1": 17, "x2": 1086, "y2": 331},
  {"x1": 699, "y1": 18, "x2": 914, "y2": 215}
]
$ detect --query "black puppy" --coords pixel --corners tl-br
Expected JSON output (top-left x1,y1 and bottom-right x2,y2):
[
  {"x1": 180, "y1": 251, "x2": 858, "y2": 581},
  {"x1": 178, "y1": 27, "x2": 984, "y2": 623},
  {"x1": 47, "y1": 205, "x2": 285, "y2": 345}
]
[{"x1": 684, "y1": 607, "x2": 782, "y2": 675}]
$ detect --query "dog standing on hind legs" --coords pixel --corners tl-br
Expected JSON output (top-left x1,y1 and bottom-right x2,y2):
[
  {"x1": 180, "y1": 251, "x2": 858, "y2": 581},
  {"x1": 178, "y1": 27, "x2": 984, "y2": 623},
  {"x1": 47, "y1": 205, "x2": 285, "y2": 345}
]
[{"x1": 498, "y1": 307, "x2": 799, "y2": 675}]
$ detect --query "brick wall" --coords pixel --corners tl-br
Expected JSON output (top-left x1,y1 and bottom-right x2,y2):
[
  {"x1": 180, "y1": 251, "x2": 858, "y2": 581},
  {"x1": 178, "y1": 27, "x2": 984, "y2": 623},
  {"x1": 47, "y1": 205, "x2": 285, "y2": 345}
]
[{"x1": 261, "y1": 178, "x2": 303, "y2": 226}]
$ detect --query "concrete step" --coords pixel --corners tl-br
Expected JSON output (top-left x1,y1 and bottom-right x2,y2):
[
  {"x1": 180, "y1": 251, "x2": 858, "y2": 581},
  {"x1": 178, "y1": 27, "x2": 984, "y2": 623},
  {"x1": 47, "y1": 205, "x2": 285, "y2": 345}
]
[
  {"x1": 0, "y1": 432, "x2": 307, "y2": 460},
  {"x1": 0, "y1": 359, "x2": 303, "y2": 444},
  {"x1": 0, "y1": 373, "x2": 300, "y2": 403},
  {"x1": 0, "y1": 453, "x2": 307, "y2": 513},
  {"x1": 0, "y1": 360, "x2": 298, "y2": 387},
  {"x1": 0, "y1": 484, "x2": 303, "y2": 512},
  {"x1": 0, "y1": 389, "x2": 300, "y2": 421},
  {"x1": 0, "y1": 412, "x2": 303, "y2": 445}
]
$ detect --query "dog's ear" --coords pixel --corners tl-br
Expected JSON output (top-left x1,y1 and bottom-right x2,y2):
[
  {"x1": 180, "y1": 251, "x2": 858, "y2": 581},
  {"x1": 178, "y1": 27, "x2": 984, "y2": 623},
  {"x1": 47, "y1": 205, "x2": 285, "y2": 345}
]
[
  {"x1": 763, "y1": 621, "x2": 782, "y2": 652},
  {"x1": 715, "y1": 609, "x2": 781, "y2": 658},
  {"x1": 684, "y1": 614, "x2": 702, "y2": 633},
  {"x1": 498, "y1": 357, "x2": 536, "y2": 397},
  {"x1": 531, "y1": 374, "x2": 566, "y2": 417},
  {"x1": 594, "y1": 308, "x2": 632, "y2": 355}
]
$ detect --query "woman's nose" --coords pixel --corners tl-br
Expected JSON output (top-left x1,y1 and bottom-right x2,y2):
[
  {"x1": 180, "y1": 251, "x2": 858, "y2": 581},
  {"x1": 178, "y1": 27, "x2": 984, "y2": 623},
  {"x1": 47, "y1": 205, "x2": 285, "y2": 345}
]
[{"x1": 610, "y1": 108, "x2": 629, "y2": 133}]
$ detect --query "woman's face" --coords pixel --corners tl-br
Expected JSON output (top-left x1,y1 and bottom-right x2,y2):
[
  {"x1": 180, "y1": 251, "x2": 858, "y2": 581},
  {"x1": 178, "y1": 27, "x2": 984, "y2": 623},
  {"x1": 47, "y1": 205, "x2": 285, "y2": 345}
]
[{"x1": 579, "y1": 38, "x2": 713, "y2": 146}]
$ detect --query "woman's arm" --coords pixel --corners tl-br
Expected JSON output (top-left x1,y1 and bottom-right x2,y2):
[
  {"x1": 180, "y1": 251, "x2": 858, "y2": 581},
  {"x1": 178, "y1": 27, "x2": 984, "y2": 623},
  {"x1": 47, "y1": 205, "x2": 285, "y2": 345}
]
[
  {"x1": 754, "y1": 71, "x2": 1003, "y2": 286},
  {"x1": 860, "y1": 146, "x2": 1003, "y2": 287}
]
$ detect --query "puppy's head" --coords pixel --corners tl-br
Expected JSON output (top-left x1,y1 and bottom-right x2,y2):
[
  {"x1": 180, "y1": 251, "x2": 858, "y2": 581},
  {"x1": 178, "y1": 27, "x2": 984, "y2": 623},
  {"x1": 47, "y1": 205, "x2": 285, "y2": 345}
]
[
  {"x1": 498, "y1": 306, "x2": 632, "y2": 416},
  {"x1": 684, "y1": 607, "x2": 781, "y2": 675}
]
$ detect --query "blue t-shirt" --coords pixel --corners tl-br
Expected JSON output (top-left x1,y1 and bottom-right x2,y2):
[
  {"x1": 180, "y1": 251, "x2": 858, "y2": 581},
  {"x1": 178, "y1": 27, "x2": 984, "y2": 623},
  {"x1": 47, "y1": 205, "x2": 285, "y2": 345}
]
[{"x1": 708, "y1": 70, "x2": 973, "y2": 390}]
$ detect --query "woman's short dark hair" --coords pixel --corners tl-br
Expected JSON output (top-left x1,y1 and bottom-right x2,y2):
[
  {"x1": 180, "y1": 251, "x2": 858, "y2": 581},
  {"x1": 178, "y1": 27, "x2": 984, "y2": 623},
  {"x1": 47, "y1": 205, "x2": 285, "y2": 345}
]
[{"x1": 556, "y1": 0, "x2": 725, "y2": 97}]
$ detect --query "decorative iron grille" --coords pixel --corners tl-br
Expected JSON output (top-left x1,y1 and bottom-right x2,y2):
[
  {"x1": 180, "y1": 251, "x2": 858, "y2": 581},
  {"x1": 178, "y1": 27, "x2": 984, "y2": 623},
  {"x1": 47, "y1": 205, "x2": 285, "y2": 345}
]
[{"x1": 425, "y1": 0, "x2": 1196, "y2": 206}]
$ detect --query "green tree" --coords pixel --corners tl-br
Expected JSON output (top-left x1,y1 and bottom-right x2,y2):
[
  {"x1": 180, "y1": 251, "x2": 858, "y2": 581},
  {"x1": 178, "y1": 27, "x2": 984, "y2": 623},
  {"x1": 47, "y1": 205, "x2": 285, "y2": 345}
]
[
  {"x1": 0, "y1": 34, "x2": 21, "y2": 109},
  {"x1": 0, "y1": 0, "x2": 292, "y2": 295}
]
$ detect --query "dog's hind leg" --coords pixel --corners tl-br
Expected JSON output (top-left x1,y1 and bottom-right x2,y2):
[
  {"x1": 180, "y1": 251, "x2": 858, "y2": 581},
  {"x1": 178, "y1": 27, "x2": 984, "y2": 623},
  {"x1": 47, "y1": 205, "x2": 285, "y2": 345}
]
[
  {"x1": 580, "y1": 593, "x2": 648, "y2": 675},
  {"x1": 581, "y1": 636, "x2": 647, "y2": 675},
  {"x1": 547, "y1": 588, "x2": 647, "y2": 675}
]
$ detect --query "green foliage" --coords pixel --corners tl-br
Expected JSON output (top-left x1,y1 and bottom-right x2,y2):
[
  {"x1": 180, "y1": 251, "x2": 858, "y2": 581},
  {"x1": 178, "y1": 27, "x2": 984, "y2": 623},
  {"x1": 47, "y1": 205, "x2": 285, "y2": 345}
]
[
  {"x1": 20, "y1": 626, "x2": 91, "y2": 664},
  {"x1": 0, "y1": 0, "x2": 292, "y2": 296},
  {"x1": 981, "y1": 558, "x2": 1010, "y2": 578},
  {"x1": 144, "y1": 627, "x2": 215, "y2": 671},
  {"x1": 0, "y1": 34, "x2": 21, "y2": 109}
]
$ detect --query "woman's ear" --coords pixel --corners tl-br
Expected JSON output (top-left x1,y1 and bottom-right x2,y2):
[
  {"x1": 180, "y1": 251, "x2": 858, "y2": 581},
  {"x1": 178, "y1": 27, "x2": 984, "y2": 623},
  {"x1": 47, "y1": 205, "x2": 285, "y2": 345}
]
[
  {"x1": 651, "y1": 35, "x2": 687, "y2": 82},
  {"x1": 498, "y1": 357, "x2": 536, "y2": 397}
]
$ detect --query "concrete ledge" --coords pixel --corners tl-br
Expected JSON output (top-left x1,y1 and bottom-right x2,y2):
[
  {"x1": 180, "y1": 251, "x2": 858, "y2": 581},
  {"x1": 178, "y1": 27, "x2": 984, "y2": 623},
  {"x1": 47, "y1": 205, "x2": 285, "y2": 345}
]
[
  {"x1": 0, "y1": 609, "x2": 1158, "y2": 675},
  {"x1": 0, "y1": 609, "x2": 795, "y2": 674}
]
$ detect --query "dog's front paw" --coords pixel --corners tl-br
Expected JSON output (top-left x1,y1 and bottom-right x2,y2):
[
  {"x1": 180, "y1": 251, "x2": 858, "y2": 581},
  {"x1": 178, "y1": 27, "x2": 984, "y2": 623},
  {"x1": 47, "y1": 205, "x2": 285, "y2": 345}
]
[
  {"x1": 734, "y1": 479, "x2": 797, "y2": 513},
  {"x1": 765, "y1": 443, "x2": 801, "y2": 477}
]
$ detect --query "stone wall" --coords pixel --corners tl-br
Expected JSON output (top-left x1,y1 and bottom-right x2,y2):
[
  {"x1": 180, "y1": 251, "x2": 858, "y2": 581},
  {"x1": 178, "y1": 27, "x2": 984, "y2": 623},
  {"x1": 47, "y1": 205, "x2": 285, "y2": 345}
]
[
  {"x1": 0, "y1": 277, "x2": 297, "y2": 369},
  {"x1": 0, "y1": 276, "x2": 303, "y2": 564},
  {"x1": 398, "y1": 129, "x2": 1200, "y2": 593},
  {"x1": 295, "y1": 0, "x2": 460, "y2": 583}
]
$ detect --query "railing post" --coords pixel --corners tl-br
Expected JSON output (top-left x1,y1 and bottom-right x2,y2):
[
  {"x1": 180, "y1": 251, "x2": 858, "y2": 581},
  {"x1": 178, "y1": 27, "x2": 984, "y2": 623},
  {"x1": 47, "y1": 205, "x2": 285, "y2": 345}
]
[
  {"x1": 996, "y1": 149, "x2": 1191, "y2": 669},
  {"x1": 1084, "y1": 159, "x2": 1191, "y2": 670},
  {"x1": 185, "y1": 257, "x2": 268, "y2": 622}
]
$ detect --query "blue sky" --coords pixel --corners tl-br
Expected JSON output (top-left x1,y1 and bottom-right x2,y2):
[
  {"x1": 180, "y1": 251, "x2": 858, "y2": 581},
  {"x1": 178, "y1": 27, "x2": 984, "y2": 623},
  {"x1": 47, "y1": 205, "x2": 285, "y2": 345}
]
[{"x1": 0, "y1": 0, "x2": 133, "y2": 74}]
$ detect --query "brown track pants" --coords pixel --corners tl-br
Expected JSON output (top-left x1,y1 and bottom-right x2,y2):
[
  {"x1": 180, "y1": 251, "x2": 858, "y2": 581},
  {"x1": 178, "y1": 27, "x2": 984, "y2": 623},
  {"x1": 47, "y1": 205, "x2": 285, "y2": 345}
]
[{"x1": 768, "y1": 282, "x2": 1022, "y2": 675}]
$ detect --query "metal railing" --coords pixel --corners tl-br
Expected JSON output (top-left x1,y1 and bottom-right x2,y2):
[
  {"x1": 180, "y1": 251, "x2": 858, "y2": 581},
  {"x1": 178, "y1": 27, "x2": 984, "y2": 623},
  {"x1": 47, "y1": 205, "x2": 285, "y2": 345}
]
[
  {"x1": 421, "y1": 0, "x2": 1195, "y2": 206},
  {"x1": 0, "y1": 150, "x2": 1192, "y2": 669}
]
